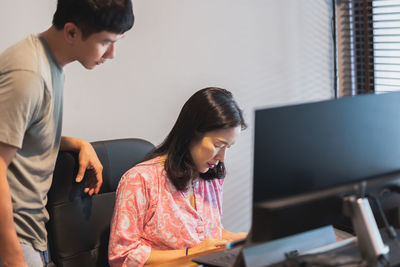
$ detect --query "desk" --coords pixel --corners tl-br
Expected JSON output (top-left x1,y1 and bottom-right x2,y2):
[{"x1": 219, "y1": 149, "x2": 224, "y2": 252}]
[
  {"x1": 147, "y1": 229, "x2": 400, "y2": 267},
  {"x1": 145, "y1": 228, "x2": 352, "y2": 267},
  {"x1": 145, "y1": 247, "x2": 225, "y2": 267}
]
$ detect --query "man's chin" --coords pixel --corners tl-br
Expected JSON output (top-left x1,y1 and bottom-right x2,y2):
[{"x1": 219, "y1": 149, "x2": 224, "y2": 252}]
[
  {"x1": 83, "y1": 64, "x2": 96, "y2": 70},
  {"x1": 78, "y1": 60, "x2": 96, "y2": 70}
]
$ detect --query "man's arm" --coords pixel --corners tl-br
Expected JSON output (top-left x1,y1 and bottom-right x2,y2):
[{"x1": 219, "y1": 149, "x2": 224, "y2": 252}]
[
  {"x1": 0, "y1": 142, "x2": 28, "y2": 267},
  {"x1": 60, "y1": 136, "x2": 103, "y2": 195}
]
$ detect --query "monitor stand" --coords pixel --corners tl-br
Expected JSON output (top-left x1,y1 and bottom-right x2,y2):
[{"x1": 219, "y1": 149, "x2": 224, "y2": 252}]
[{"x1": 343, "y1": 195, "x2": 389, "y2": 266}]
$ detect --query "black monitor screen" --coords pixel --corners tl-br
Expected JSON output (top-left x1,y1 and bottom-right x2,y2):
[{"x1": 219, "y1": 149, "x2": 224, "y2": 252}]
[
  {"x1": 251, "y1": 92, "x2": 400, "y2": 242},
  {"x1": 254, "y1": 92, "x2": 400, "y2": 204}
]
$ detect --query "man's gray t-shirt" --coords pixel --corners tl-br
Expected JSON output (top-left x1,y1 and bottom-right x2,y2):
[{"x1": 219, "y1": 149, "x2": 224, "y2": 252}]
[{"x1": 0, "y1": 34, "x2": 64, "y2": 251}]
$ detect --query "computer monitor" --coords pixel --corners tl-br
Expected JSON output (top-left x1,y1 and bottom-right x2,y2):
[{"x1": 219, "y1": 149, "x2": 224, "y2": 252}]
[{"x1": 251, "y1": 92, "x2": 400, "y2": 244}]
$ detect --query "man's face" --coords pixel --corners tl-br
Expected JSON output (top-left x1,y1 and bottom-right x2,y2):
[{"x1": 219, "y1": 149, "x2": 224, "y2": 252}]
[{"x1": 74, "y1": 31, "x2": 124, "y2": 69}]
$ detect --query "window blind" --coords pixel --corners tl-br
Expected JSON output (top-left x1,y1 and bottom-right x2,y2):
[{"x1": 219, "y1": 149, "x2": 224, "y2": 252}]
[
  {"x1": 336, "y1": 0, "x2": 400, "y2": 95},
  {"x1": 373, "y1": 0, "x2": 400, "y2": 93},
  {"x1": 336, "y1": 0, "x2": 374, "y2": 96}
]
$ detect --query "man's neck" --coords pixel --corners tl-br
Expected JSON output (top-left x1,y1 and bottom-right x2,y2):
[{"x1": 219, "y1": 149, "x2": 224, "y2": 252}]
[{"x1": 40, "y1": 26, "x2": 73, "y2": 68}]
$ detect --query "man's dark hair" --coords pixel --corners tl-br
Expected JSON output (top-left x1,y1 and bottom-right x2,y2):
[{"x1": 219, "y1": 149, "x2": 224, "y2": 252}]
[
  {"x1": 52, "y1": 0, "x2": 134, "y2": 39},
  {"x1": 145, "y1": 87, "x2": 247, "y2": 191}
]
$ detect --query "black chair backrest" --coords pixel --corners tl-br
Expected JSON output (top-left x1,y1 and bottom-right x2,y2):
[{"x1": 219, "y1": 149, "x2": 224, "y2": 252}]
[{"x1": 46, "y1": 138, "x2": 154, "y2": 267}]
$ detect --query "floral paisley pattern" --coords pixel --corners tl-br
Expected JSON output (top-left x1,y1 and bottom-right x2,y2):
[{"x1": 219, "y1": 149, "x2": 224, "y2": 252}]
[{"x1": 108, "y1": 157, "x2": 224, "y2": 267}]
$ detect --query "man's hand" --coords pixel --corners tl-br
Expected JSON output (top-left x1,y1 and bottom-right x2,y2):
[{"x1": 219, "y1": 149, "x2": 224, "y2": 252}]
[
  {"x1": 60, "y1": 137, "x2": 103, "y2": 195},
  {"x1": 75, "y1": 141, "x2": 103, "y2": 195}
]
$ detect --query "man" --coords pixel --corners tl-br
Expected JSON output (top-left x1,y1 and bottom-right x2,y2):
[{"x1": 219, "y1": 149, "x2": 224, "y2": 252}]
[{"x1": 0, "y1": 0, "x2": 134, "y2": 266}]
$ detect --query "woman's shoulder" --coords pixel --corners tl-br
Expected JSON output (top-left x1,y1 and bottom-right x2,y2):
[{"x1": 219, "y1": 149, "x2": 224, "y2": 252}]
[
  {"x1": 121, "y1": 156, "x2": 165, "y2": 184},
  {"x1": 115, "y1": 158, "x2": 165, "y2": 206}
]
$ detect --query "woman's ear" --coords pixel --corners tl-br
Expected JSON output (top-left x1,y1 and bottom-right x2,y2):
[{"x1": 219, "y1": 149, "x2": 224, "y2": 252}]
[{"x1": 63, "y1": 22, "x2": 81, "y2": 45}]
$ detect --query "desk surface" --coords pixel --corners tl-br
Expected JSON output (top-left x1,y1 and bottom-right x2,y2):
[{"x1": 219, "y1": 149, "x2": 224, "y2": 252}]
[
  {"x1": 146, "y1": 247, "x2": 225, "y2": 267},
  {"x1": 145, "y1": 229, "x2": 352, "y2": 267}
]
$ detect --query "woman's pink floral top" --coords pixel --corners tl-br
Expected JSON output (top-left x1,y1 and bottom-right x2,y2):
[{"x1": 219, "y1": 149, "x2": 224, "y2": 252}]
[{"x1": 108, "y1": 157, "x2": 224, "y2": 267}]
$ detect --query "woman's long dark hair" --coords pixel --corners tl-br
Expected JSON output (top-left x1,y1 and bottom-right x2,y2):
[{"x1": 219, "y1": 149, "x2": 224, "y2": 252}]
[{"x1": 145, "y1": 87, "x2": 247, "y2": 191}]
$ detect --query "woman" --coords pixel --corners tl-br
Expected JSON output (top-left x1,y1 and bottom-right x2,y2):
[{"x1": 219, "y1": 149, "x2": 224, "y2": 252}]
[{"x1": 108, "y1": 87, "x2": 247, "y2": 266}]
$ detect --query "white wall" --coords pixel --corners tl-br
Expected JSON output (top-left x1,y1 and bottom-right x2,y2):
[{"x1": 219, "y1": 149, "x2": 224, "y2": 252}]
[{"x1": 0, "y1": 0, "x2": 334, "y2": 233}]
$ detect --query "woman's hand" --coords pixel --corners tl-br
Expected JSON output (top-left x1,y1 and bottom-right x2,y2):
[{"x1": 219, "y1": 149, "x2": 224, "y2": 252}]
[
  {"x1": 222, "y1": 229, "x2": 248, "y2": 242},
  {"x1": 189, "y1": 238, "x2": 228, "y2": 255}
]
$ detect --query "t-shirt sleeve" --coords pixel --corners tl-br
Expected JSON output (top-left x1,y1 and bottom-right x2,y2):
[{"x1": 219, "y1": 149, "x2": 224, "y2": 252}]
[
  {"x1": 108, "y1": 169, "x2": 155, "y2": 267},
  {"x1": 0, "y1": 70, "x2": 43, "y2": 148}
]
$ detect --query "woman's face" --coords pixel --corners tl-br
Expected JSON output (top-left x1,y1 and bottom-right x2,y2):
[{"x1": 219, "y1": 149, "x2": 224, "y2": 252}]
[{"x1": 189, "y1": 126, "x2": 241, "y2": 174}]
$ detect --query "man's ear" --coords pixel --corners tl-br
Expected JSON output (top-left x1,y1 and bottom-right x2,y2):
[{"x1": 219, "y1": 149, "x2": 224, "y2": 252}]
[{"x1": 64, "y1": 22, "x2": 81, "y2": 44}]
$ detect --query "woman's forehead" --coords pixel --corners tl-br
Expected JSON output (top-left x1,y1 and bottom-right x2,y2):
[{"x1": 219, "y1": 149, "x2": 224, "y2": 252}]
[{"x1": 203, "y1": 127, "x2": 241, "y2": 143}]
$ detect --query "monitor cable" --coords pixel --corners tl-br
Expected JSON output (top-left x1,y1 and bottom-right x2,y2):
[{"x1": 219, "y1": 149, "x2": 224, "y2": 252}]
[
  {"x1": 367, "y1": 194, "x2": 398, "y2": 267},
  {"x1": 368, "y1": 194, "x2": 397, "y2": 240}
]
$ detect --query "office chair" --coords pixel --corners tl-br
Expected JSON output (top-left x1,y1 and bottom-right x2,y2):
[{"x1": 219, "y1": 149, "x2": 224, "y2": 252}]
[{"x1": 46, "y1": 138, "x2": 154, "y2": 267}]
